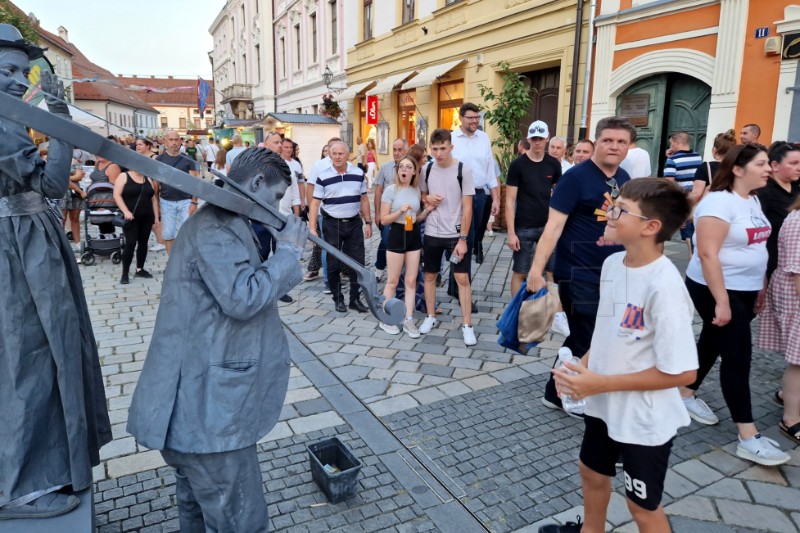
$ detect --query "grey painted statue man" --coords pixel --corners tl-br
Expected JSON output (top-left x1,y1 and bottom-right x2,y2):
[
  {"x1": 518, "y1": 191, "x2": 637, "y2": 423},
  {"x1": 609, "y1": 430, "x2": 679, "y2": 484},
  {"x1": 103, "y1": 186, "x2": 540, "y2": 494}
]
[
  {"x1": 0, "y1": 24, "x2": 111, "y2": 519},
  {"x1": 128, "y1": 148, "x2": 307, "y2": 532}
]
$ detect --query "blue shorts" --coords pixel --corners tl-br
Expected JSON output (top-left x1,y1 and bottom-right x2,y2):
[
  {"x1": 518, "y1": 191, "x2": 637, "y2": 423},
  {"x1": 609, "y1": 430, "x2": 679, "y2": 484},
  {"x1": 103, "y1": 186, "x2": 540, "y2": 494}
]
[
  {"x1": 160, "y1": 198, "x2": 191, "y2": 241},
  {"x1": 680, "y1": 221, "x2": 695, "y2": 241}
]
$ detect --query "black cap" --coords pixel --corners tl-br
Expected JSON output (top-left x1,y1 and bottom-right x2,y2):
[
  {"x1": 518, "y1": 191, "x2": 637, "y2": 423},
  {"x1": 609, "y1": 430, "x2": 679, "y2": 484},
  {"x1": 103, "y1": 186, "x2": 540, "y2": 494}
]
[{"x1": 0, "y1": 24, "x2": 46, "y2": 60}]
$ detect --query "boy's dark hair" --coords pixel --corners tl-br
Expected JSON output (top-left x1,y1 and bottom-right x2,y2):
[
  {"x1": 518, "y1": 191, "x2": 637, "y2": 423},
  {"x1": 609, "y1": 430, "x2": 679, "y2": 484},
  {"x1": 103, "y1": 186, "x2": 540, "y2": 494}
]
[
  {"x1": 458, "y1": 102, "x2": 480, "y2": 117},
  {"x1": 595, "y1": 116, "x2": 637, "y2": 143},
  {"x1": 618, "y1": 178, "x2": 691, "y2": 243},
  {"x1": 430, "y1": 128, "x2": 452, "y2": 145},
  {"x1": 228, "y1": 147, "x2": 291, "y2": 187}
]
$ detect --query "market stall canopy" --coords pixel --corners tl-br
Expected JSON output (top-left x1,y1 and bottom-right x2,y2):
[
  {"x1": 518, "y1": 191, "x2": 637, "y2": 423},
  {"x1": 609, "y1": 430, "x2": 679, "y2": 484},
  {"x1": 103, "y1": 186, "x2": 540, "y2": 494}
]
[
  {"x1": 36, "y1": 100, "x2": 104, "y2": 130},
  {"x1": 336, "y1": 80, "x2": 377, "y2": 101},
  {"x1": 366, "y1": 71, "x2": 418, "y2": 96},
  {"x1": 401, "y1": 59, "x2": 467, "y2": 90},
  {"x1": 261, "y1": 113, "x2": 340, "y2": 127}
]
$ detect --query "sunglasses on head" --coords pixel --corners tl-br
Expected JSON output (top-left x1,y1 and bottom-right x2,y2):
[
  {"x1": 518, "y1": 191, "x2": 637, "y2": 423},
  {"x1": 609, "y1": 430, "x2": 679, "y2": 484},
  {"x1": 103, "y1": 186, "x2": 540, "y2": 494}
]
[{"x1": 530, "y1": 124, "x2": 546, "y2": 135}]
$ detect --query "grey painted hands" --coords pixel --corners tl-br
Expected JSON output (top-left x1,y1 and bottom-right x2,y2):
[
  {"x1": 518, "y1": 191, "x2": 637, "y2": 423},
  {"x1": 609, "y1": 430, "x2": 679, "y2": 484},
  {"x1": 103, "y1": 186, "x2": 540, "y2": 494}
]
[
  {"x1": 272, "y1": 215, "x2": 308, "y2": 260},
  {"x1": 40, "y1": 71, "x2": 70, "y2": 115}
]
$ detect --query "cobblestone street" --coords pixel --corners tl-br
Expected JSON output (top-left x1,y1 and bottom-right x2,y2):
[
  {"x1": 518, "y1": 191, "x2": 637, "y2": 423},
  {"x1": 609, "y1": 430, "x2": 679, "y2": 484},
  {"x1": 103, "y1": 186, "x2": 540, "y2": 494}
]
[{"x1": 80, "y1": 225, "x2": 800, "y2": 533}]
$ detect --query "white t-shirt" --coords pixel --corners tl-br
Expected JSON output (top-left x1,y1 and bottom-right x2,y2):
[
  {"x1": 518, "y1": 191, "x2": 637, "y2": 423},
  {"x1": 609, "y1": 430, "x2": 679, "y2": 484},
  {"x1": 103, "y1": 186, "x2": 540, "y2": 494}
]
[
  {"x1": 586, "y1": 253, "x2": 698, "y2": 446},
  {"x1": 204, "y1": 143, "x2": 219, "y2": 162},
  {"x1": 279, "y1": 165, "x2": 301, "y2": 216},
  {"x1": 686, "y1": 191, "x2": 771, "y2": 291},
  {"x1": 620, "y1": 147, "x2": 652, "y2": 179},
  {"x1": 560, "y1": 159, "x2": 573, "y2": 174},
  {"x1": 382, "y1": 184, "x2": 421, "y2": 223}
]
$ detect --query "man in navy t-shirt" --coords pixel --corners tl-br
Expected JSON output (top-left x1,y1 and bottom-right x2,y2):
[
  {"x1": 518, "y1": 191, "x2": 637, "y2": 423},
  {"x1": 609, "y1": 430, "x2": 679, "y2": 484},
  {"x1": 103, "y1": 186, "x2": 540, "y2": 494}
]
[{"x1": 526, "y1": 116, "x2": 635, "y2": 414}]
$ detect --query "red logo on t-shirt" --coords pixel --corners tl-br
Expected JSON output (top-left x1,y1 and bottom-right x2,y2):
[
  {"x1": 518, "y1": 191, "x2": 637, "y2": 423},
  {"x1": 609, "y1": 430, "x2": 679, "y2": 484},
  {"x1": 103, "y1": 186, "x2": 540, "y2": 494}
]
[{"x1": 746, "y1": 227, "x2": 770, "y2": 245}]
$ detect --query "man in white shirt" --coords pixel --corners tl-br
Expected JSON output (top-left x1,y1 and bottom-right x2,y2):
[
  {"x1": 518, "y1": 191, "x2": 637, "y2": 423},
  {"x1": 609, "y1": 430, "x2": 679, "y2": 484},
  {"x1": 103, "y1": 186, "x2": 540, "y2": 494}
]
[
  {"x1": 620, "y1": 142, "x2": 652, "y2": 179},
  {"x1": 280, "y1": 138, "x2": 301, "y2": 217},
  {"x1": 548, "y1": 136, "x2": 573, "y2": 175},
  {"x1": 203, "y1": 138, "x2": 219, "y2": 171},
  {"x1": 451, "y1": 102, "x2": 500, "y2": 265}
]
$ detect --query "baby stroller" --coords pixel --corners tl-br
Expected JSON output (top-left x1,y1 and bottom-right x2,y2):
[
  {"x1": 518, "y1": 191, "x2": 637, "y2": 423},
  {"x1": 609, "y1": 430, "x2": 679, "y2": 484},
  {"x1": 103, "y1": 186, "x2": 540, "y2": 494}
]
[{"x1": 80, "y1": 181, "x2": 124, "y2": 266}]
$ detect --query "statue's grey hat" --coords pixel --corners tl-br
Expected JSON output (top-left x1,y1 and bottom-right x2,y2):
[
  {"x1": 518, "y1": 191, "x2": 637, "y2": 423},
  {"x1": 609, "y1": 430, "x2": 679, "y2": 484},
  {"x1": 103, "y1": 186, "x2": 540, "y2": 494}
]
[{"x1": 0, "y1": 24, "x2": 46, "y2": 60}]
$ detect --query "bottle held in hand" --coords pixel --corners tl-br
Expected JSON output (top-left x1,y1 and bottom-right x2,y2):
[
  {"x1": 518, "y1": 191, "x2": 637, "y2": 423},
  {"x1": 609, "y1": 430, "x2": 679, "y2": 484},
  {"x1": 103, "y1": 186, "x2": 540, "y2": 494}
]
[
  {"x1": 404, "y1": 210, "x2": 413, "y2": 232},
  {"x1": 557, "y1": 347, "x2": 587, "y2": 415}
]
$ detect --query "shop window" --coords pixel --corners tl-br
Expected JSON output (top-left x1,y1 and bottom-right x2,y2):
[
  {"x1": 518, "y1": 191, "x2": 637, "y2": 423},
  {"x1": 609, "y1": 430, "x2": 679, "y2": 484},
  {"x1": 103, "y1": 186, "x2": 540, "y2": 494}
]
[
  {"x1": 397, "y1": 90, "x2": 416, "y2": 145},
  {"x1": 160, "y1": 117, "x2": 168, "y2": 128},
  {"x1": 402, "y1": 0, "x2": 415, "y2": 24},
  {"x1": 438, "y1": 80, "x2": 464, "y2": 131}
]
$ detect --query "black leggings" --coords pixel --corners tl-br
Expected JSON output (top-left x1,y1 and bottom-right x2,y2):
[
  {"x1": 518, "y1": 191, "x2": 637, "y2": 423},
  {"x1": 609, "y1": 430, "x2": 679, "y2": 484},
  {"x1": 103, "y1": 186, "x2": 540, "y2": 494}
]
[
  {"x1": 685, "y1": 277, "x2": 758, "y2": 424},
  {"x1": 122, "y1": 217, "x2": 154, "y2": 274}
]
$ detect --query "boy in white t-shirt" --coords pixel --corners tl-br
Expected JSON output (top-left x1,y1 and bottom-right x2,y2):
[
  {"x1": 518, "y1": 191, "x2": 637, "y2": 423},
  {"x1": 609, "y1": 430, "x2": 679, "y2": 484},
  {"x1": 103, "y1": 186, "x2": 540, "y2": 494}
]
[{"x1": 538, "y1": 179, "x2": 698, "y2": 533}]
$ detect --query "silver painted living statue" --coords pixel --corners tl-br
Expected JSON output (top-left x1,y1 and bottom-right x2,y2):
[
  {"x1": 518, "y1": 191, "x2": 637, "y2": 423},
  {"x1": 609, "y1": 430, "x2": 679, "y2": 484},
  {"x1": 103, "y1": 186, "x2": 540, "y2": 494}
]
[
  {"x1": 0, "y1": 25, "x2": 111, "y2": 519},
  {"x1": 128, "y1": 147, "x2": 307, "y2": 532}
]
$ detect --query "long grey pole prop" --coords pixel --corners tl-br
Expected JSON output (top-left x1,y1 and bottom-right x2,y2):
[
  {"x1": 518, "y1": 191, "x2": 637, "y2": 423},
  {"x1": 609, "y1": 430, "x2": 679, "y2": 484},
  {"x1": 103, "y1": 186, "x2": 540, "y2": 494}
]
[{"x1": 0, "y1": 92, "x2": 405, "y2": 325}]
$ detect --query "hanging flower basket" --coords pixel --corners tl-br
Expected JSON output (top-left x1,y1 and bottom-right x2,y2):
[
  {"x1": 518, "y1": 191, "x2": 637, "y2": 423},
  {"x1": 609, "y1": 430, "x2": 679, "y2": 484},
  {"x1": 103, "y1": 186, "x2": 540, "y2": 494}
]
[{"x1": 321, "y1": 94, "x2": 342, "y2": 120}]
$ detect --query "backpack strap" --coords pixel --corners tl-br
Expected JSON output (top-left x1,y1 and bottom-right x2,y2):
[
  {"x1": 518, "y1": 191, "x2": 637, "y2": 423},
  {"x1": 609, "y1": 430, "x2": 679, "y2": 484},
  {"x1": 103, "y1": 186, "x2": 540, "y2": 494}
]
[{"x1": 425, "y1": 161, "x2": 463, "y2": 192}]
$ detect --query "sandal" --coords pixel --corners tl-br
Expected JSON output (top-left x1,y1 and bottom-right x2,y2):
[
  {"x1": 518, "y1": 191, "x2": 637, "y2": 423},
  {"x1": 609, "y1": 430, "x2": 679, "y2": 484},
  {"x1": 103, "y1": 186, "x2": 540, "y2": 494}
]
[
  {"x1": 773, "y1": 390, "x2": 784, "y2": 406},
  {"x1": 779, "y1": 420, "x2": 800, "y2": 444}
]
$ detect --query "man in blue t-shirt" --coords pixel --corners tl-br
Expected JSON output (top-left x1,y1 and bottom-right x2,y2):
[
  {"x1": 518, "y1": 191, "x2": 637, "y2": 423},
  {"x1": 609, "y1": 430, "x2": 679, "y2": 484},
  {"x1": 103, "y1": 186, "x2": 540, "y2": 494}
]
[{"x1": 526, "y1": 116, "x2": 635, "y2": 415}]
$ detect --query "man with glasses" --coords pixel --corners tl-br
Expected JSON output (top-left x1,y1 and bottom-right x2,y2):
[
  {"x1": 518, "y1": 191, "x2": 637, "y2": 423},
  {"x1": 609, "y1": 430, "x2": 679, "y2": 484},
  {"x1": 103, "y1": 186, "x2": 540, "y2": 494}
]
[
  {"x1": 452, "y1": 102, "x2": 500, "y2": 265},
  {"x1": 526, "y1": 116, "x2": 635, "y2": 416}
]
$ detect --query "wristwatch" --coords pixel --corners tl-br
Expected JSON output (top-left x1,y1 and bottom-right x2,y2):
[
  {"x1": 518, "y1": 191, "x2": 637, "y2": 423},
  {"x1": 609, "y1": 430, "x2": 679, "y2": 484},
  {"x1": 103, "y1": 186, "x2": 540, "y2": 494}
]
[
  {"x1": 364, "y1": 220, "x2": 372, "y2": 226},
  {"x1": 459, "y1": 235, "x2": 468, "y2": 241}
]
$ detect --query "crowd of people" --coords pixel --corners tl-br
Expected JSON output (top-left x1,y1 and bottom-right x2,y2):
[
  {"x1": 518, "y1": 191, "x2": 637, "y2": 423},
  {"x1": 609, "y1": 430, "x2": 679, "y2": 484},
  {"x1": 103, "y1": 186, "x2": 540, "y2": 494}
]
[{"x1": 40, "y1": 109, "x2": 800, "y2": 533}]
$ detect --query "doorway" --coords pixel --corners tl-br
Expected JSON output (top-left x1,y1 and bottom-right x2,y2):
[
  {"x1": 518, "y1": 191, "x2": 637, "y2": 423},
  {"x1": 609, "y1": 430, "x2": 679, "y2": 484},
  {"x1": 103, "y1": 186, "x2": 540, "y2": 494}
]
[
  {"x1": 617, "y1": 73, "x2": 711, "y2": 175},
  {"x1": 518, "y1": 67, "x2": 560, "y2": 141}
]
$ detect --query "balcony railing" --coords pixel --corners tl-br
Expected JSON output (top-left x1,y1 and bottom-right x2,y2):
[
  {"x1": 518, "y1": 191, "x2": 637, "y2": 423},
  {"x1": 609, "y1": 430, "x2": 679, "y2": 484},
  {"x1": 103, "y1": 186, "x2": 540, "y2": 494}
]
[{"x1": 221, "y1": 83, "x2": 253, "y2": 103}]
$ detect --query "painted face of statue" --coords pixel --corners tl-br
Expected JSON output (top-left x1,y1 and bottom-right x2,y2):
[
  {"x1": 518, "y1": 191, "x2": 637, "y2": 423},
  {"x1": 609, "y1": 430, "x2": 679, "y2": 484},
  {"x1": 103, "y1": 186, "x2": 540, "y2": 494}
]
[{"x1": 0, "y1": 49, "x2": 31, "y2": 99}]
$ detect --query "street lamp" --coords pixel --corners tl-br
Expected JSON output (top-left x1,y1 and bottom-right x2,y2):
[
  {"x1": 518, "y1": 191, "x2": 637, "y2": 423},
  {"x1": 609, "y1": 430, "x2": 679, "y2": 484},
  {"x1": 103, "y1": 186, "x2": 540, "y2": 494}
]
[{"x1": 322, "y1": 66, "x2": 346, "y2": 94}]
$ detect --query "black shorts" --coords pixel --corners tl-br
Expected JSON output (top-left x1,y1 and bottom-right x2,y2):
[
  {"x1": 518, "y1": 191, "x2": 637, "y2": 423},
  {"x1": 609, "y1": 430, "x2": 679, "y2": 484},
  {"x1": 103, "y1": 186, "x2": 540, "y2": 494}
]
[
  {"x1": 387, "y1": 222, "x2": 422, "y2": 253},
  {"x1": 512, "y1": 226, "x2": 555, "y2": 274},
  {"x1": 423, "y1": 235, "x2": 471, "y2": 274},
  {"x1": 580, "y1": 415, "x2": 673, "y2": 511}
]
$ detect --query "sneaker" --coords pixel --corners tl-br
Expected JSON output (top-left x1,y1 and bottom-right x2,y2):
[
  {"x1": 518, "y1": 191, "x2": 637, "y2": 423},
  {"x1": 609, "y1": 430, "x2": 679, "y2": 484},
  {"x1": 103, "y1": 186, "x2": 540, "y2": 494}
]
[
  {"x1": 736, "y1": 433, "x2": 791, "y2": 466},
  {"x1": 135, "y1": 269, "x2": 153, "y2": 279},
  {"x1": 149, "y1": 243, "x2": 166, "y2": 252},
  {"x1": 537, "y1": 516, "x2": 583, "y2": 533},
  {"x1": 120, "y1": 273, "x2": 129, "y2": 285},
  {"x1": 462, "y1": 325, "x2": 477, "y2": 346},
  {"x1": 380, "y1": 322, "x2": 400, "y2": 335},
  {"x1": 303, "y1": 271, "x2": 319, "y2": 282},
  {"x1": 323, "y1": 282, "x2": 331, "y2": 294},
  {"x1": 682, "y1": 395, "x2": 719, "y2": 425},
  {"x1": 403, "y1": 318, "x2": 420, "y2": 338},
  {"x1": 70, "y1": 242, "x2": 81, "y2": 253},
  {"x1": 419, "y1": 315, "x2": 438, "y2": 334},
  {"x1": 550, "y1": 311, "x2": 570, "y2": 337}
]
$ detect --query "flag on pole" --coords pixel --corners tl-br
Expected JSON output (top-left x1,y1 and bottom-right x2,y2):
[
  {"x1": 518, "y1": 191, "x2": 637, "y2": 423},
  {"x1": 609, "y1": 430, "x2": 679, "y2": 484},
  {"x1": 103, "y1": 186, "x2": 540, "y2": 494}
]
[{"x1": 197, "y1": 78, "x2": 211, "y2": 115}]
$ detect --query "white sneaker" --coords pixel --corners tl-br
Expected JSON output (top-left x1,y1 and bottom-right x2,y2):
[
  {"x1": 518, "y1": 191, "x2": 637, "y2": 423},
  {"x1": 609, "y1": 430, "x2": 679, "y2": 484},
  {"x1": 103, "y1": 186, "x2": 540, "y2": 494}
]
[
  {"x1": 402, "y1": 318, "x2": 420, "y2": 338},
  {"x1": 682, "y1": 395, "x2": 719, "y2": 425},
  {"x1": 419, "y1": 316, "x2": 438, "y2": 334},
  {"x1": 736, "y1": 433, "x2": 791, "y2": 466},
  {"x1": 379, "y1": 322, "x2": 400, "y2": 335},
  {"x1": 462, "y1": 325, "x2": 477, "y2": 346},
  {"x1": 149, "y1": 243, "x2": 166, "y2": 252},
  {"x1": 550, "y1": 312, "x2": 570, "y2": 337}
]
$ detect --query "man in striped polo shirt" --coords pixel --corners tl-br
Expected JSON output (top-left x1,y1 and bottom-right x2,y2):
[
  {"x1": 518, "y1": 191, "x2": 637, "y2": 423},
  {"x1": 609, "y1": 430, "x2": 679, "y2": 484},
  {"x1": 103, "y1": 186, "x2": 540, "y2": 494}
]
[
  {"x1": 664, "y1": 131, "x2": 703, "y2": 257},
  {"x1": 308, "y1": 141, "x2": 373, "y2": 313}
]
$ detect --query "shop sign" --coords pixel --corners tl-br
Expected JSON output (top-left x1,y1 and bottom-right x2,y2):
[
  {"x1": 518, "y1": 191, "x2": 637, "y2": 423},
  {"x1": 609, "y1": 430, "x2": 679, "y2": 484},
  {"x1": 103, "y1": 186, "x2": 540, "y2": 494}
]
[
  {"x1": 783, "y1": 32, "x2": 800, "y2": 60},
  {"x1": 619, "y1": 94, "x2": 650, "y2": 127},
  {"x1": 366, "y1": 95, "x2": 378, "y2": 125}
]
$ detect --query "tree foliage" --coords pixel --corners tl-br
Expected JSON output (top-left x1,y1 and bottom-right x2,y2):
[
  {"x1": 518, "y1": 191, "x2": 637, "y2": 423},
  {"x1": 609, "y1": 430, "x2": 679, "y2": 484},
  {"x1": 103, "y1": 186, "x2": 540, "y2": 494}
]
[
  {"x1": 478, "y1": 61, "x2": 532, "y2": 179},
  {"x1": 0, "y1": 1, "x2": 40, "y2": 45}
]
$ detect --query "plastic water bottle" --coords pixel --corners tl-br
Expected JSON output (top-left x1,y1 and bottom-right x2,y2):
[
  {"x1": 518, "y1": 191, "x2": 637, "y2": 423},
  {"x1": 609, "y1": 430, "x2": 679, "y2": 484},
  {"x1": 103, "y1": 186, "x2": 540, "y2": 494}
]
[{"x1": 558, "y1": 347, "x2": 587, "y2": 415}]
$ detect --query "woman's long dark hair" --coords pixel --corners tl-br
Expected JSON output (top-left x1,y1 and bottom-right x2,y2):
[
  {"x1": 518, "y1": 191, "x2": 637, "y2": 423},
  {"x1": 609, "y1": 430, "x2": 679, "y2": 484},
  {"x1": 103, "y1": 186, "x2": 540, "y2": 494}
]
[{"x1": 709, "y1": 143, "x2": 767, "y2": 193}]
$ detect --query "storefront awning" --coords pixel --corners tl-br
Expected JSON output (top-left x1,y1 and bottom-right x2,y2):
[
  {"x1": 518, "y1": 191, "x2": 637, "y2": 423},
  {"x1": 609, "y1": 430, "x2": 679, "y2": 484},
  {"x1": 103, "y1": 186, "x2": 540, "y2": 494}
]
[
  {"x1": 401, "y1": 59, "x2": 467, "y2": 90},
  {"x1": 366, "y1": 71, "x2": 418, "y2": 96},
  {"x1": 336, "y1": 80, "x2": 377, "y2": 101}
]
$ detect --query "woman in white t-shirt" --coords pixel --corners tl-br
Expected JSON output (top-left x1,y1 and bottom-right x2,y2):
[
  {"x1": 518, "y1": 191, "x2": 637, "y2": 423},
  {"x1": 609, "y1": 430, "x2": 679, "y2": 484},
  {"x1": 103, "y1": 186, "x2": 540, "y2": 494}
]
[
  {"x1": 378, "y1": 156, "x2": 431, "y2": 337},
  {"x1": 682, "y1": 143, "x2": 789, "y2": 466}
]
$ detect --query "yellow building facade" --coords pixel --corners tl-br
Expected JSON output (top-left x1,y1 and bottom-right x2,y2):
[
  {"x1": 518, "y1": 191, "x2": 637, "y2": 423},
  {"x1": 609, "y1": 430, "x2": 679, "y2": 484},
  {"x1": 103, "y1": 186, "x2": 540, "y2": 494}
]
[{"x1": 341, "y1": 0, "x2": 591, "y2": 166}]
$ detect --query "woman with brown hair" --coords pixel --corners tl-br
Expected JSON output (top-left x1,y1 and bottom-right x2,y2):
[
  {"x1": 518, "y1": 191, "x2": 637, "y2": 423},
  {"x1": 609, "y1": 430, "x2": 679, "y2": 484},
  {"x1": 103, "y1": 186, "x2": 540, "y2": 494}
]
[
  {"x1": 688, "y1": 129, "x2": 737, "y2": 203},
  {"x1": 681, "y1": 143, "x2": 790, "y2": 466}
]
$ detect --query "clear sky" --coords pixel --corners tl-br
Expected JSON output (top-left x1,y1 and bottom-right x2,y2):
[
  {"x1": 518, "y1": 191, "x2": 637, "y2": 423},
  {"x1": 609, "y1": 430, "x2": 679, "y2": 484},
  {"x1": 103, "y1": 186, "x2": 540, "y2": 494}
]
[{"x1": 15, "y1": 0, "x2": 222, "y2": 79}]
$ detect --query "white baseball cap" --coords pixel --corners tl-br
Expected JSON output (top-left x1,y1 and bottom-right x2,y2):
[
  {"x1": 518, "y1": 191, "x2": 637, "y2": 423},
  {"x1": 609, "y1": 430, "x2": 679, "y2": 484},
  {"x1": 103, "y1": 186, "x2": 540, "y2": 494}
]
[{"x1": 527, "y1": 120, "x2": 549, "y2": 139}]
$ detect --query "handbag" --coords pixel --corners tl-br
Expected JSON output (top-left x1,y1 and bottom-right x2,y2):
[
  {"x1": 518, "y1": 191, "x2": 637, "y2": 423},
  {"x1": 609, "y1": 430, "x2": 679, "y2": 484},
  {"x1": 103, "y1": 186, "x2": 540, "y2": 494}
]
[
  {"x1": 518, "y1": 286, "x2": 560, "y2": 344},
  {"x1": 113, "y1": 174, "x2": 145, "y2": 229}
]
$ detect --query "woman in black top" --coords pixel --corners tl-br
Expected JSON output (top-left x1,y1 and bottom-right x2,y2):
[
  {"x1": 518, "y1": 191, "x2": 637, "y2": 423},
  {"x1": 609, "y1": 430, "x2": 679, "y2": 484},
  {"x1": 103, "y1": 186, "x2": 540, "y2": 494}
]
[
  {"x1": 113, "y1": 169, "x2": 159, "y2": 284},
  {"x1": 759, "y1": 142, "x2": 800, "y2": 280},
  {"x1": 689, "y1": 129, "x2": 736, "y2": 204}
]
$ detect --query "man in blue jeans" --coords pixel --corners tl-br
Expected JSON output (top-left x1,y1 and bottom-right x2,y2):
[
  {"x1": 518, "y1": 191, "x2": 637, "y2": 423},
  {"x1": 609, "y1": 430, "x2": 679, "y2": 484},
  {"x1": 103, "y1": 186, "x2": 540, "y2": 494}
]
[
  {"x1": 373, "y1": 138, "x2": 408, "y2": 277},
  {"x1": 526, "y1": 116, "x2": 635, "y2": 415},
  {"x1": 157, "y1": 130, "x2": 198, "y2": 254}
]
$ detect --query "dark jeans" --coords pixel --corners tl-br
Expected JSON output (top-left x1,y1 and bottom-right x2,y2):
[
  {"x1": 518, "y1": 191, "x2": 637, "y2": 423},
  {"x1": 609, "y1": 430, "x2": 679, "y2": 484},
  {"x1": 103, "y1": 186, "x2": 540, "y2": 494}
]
[
  {"x1": 374, "y1": 224, "x2": 391, "y2": 271},
  {"x1": 544, "y1": 278, "x2": 600, "y2": 401},
  {"x1": 252, "y1": 222, "x2": 275, "y2": 261},
  {"x1": 472, "y1": 190, "x2": 492, "y2": 250},
  {"x1": 322, "y1": 216, "x2": 365, "y2": 302},
  {"x1": 121, "y1": 216, "x2": 154, "y2": 274},
  {"x1": 161, "y1": 446, "x2": 269, "y2": 533},
  {"x1": 685, "y1": 277, "x2": 758, "y2": 424}
]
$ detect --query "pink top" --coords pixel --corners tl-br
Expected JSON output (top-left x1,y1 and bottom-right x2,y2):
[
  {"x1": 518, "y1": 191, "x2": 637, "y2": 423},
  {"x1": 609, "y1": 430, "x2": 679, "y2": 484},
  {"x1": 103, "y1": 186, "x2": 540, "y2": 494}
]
[{"x1": 367, "y1": 151, "x2": 376, "y2": 163}]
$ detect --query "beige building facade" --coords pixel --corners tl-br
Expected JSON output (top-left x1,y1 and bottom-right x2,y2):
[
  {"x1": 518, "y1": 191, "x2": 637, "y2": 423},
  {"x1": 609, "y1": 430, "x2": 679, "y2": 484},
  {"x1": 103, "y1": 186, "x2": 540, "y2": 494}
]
[{"x1": 341, "y1": 0, "x2": 590, "y2": 166}]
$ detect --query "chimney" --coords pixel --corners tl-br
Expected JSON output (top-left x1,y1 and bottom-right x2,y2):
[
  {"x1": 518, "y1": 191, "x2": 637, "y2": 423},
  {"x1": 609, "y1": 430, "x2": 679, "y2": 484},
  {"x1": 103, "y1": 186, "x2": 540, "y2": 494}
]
[
  {"x1": 150, "y1": 75, "x2": 155, "y2": 78},
  {"x1": 57, "y1": 26, "x2": 69, "y2": 43},
  {"x1": 168, "y1": 75, "x2": 173, "y2": 79},
  {"x1": 132, "y1": 74, "x2": 137, "y2": 78},
  {"x1": 28, "y1": 13, "x2": 39, "y2": 27}
]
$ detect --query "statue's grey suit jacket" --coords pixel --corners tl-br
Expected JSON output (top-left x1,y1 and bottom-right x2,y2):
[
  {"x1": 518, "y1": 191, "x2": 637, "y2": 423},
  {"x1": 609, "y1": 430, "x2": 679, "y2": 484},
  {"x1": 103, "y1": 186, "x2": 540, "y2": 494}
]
[{"x1": 128, "y1": 204, "x2": 302, "y2": 453}]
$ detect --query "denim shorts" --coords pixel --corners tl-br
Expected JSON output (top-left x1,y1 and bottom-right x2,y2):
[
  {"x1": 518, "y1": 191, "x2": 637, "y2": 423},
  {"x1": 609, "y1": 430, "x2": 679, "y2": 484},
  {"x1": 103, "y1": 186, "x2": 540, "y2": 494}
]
[
  {"x1": 160, "y1": 198, "x2": 191, "y2": 240},
  {"x1": 679, "y1": 221, "x2": 695, "y2": 241},
  {"x1": 512, "y1": 226, "x2": 554, "y2": 274}
]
